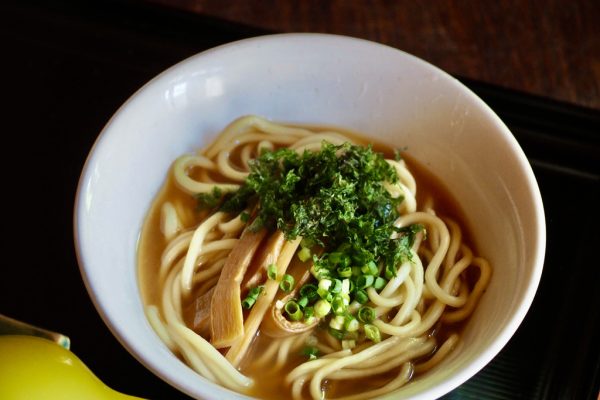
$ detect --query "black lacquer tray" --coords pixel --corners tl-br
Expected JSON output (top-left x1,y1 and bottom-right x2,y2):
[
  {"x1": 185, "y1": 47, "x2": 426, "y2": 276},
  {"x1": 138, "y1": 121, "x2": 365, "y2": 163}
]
[{"x1": 3, "y1": 1, "x2": 599, "y2": 399}]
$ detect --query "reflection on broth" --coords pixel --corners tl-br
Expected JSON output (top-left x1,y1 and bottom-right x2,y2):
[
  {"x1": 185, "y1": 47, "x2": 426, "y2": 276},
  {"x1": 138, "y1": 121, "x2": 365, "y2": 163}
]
[{"x1": 137, "y1": 116, "x2": 491, "y2": 400}]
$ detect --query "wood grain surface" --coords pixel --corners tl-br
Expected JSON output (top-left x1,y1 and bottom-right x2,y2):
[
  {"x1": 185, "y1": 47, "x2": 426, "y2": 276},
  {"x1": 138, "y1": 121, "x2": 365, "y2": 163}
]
[{"x1": 146, "y1": 0, "x2": 600, "y2": 111}]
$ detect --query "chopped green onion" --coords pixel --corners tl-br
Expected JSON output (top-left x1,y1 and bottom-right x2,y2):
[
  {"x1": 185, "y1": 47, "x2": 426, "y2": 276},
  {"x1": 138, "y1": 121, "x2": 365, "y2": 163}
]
[
  {"x1": 302, "y1": 346, "x2": 319, "y2": 360},
  {"x1": 328, "y1": 252, "x2": 350, "y2": 267},
  {"x1": 313, "y1": 266, "x2": 331, "y2": 280},
  {"x1": 331, "y1": 295, "x2": 347, "y2": 316},
  {"x1": 356, "y1": 275, "x2": 375, "y2": 290},
  {"x1": 297, "y1": 296, "x2": 309, "y2": 308},
  {"x1": 330, "y1": 279, "x2": 342, "y2": 294},
  {"x1": 304, "y1": 306, "x2": 315, "y2": 324},
  {"x1": 314, "y1": 299, "x2": 332, "y2": 318},
  {"x1": 340, "y1": 292, "x2": 350, "y2": 305},
  {"x1": 317, "y1": 279, "x2": 333, "y2": 300},
  {"x1": 357, "y1": 306, "x2": 375, "y2": 323},
  {"x1": 317, "y1": 287, "x2": 329, "y2": 300},
  {"x1": 284, "y1": 301, "x2": 303, "y2": 321},
  {"x1": 340, "y1": 254, "x2": 351, "y2": 267},
  {"x1": 359, "y1": 275, "x2": 376, "y2": 289},
  {"x1": 341, "y1": 339, "x2": 356, "y2": 349},
  {"x1": 329, "y1": 328, "x2": 345, "y2": 340},
  {"x1": 364, "y1": 324, "x2": 381, "y2": 343},
  {"x1": 300, "y1": 284, "x2": 319, "y2": 301},
  {"x1": 328, "y1": 252, "x2": 342, "y2": 264},
  {"x1": 355, "y1": 290, "x2": 369, "y2": 304},
  {"x1": 351, "y1": 266, "x2": 362, "y2": 277},
  {"x1": 310, "y1": 265, "x2": 319, "y2": 279},
  {"x1": 348, "y1": 300, "x2": 361, "y2": 314},
  {"x1": 329, "y1": 315, "x2": 345, "y2": 330},
  {"x1": 248, "y1": 285, "x2": 264, "y2": 298},
  {"x1": 267, "y1": 264, "x2": 278, "y2": 280},
  {"x1": 241, "y1": 297, "x2": 256, "y2": 309},
  {"x1": 344, "y1": 315, "x2": 359, "y2": 332},
  {"x1": 337, "y1": 266, "x2": 352, "y2": 278},
  {"x1": 318, "y1": 279, "x2": 332, "y2": 291},
  {"x1": 341, "y1": 279, "x2": 350, "y2": 294},
  {"x1": 279, "y1": 274, "x2": 295, "y2": 292},
  {"x1": 297, "y1": 247, "x2": 311, "y2": 262},
  {"x1": 385, "y1": 264, "x2": 397, "y2": 280},
  {"x1": 373, "y1": 276, "x2": 387, "y2": 291},
  {"x1": 243, "y1": 285, "x2": 264, "y2": 308},
  {"x1": 300, "y1": 237, "x2": 315, "y2": 248},
  {"x1": 361, "y1": 261, "x2": 378, "y2": 275}
]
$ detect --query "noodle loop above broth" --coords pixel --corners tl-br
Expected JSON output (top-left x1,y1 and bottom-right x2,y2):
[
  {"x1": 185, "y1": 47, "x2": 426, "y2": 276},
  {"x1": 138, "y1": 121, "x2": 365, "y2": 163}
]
[{"x1": 137, "y1": 115, "x2": 492, "y2": 400}]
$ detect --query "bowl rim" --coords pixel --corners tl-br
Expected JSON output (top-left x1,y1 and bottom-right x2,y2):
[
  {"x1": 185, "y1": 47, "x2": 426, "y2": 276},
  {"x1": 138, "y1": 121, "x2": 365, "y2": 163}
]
[{"x1": 73, "y1": 32, "x2": 546, "y2": 400}]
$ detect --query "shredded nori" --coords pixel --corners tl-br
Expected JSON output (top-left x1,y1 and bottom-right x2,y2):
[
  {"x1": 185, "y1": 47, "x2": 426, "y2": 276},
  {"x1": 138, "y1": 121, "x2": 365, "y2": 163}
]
[{"x1": 198, "y1": 141, "x2": 421, "y2": 273}]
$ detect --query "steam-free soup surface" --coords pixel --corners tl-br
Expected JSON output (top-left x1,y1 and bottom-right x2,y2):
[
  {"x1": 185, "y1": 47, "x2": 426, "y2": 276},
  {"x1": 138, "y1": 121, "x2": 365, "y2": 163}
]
[{"x1": 138, "y1": 130, "x2": 480, "y2": 399}]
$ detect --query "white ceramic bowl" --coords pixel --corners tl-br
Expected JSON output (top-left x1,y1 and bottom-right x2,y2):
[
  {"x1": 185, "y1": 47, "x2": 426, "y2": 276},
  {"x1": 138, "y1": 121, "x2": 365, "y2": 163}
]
[{"x1": 74, "y1": 33, "x2": 545, "y2": 400}]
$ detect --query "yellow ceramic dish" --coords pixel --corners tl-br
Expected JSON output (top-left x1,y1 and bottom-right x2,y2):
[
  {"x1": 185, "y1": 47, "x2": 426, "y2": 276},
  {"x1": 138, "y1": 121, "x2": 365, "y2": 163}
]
[{"x1": 0, "y1": 335, "x2": 142, "y2": 400}]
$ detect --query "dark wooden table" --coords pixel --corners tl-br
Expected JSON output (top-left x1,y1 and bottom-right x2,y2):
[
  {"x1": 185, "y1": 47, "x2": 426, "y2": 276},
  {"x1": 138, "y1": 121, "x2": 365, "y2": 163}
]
[{"x1": 147, "y1": 0, "x2": 600, "y2": 111}]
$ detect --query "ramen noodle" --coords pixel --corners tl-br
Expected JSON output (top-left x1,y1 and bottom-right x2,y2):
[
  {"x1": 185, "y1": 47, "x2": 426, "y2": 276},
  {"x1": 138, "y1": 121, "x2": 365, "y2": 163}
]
[{"x1": 137, "y1": 115, "x2": 491, "y2": 399}]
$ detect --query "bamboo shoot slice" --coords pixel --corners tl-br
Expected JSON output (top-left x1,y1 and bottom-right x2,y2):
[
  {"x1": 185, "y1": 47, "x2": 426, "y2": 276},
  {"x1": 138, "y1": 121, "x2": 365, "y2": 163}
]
[{"x1": 210, "y1": 228, "x2": 267, "y2": 348}]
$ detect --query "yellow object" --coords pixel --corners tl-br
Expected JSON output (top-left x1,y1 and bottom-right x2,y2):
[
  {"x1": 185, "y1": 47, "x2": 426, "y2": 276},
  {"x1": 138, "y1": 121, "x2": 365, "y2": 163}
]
[
  {"x1": 0, "y1": 335, "x2": 143, "y2": 400},
  {"x1": 0, "y1": 314, "x2": 70, "y2": 349}
]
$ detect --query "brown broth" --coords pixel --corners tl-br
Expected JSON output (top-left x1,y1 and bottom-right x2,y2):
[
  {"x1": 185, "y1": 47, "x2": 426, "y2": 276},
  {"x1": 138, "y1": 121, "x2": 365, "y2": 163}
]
[
  {"x1": 138, "y1": 173, "x2": 202, "y2": 307},
  {"x1": 241, "y1": 332, "x2": 308, "y2": 399},
  {"x1": 137, "y1": 126, "x2": 483, "y2": 400}
]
